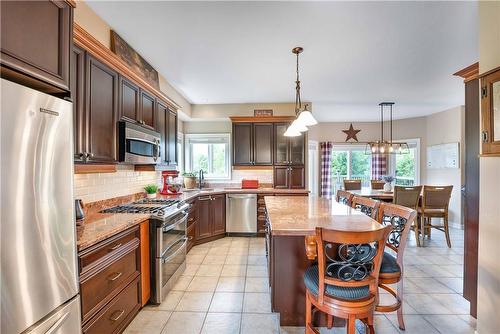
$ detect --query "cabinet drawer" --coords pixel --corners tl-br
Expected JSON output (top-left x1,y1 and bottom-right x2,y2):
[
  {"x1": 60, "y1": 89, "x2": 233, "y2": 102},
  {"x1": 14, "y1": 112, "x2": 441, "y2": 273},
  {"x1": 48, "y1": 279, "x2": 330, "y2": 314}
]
[
  {"x1": 81, "y1": 242, "x2": 139, "y2": 321},
  {"x1": 83, "y1": 276, "x2": 141, "y2": 334},
  {"x1": 79, "y1": 228, "x2": 138, "y2": 272}
]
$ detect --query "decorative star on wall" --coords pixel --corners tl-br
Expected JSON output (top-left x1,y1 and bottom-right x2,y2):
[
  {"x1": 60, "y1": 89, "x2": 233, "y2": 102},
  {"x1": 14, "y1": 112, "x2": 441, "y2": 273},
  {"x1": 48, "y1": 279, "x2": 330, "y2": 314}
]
[{"x1": 342, "y1": 123, "x2": 361, "y2": 142}]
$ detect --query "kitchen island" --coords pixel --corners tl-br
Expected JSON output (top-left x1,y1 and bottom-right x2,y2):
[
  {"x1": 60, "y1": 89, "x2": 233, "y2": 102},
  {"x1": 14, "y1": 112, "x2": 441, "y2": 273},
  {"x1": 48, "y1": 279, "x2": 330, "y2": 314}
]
[{"x1": 264, "y1": 195, "x2": 384, "y2": 326}]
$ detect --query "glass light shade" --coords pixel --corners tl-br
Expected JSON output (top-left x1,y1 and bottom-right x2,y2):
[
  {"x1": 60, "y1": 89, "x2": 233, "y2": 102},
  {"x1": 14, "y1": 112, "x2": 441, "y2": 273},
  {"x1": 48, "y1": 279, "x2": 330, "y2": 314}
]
[
  {"x1": 291, "y1": 119, "x2": 308, "y2": 132},
  {"x1": 296, "y1": 110, "x2": 317, "y2": 126},
  {"x1": 284, "y1": 126, "x2": 301, "y2": 137}
]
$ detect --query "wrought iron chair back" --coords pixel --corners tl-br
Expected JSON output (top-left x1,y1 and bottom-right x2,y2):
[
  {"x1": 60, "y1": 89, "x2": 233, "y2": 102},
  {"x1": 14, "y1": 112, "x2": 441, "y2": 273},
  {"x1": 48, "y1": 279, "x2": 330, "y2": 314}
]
[
  {"x1": 314, "y1": 226, "x2": 392, "y2": 305},
  {"x1": 351, "y1": 196, "x2": 380, "y2": 219},
  {"x1": 336, "y1": 189, "x2": 354, "y2": 206},
  {"x1": 377, "y1": 203, "x2": 417, "y2": 254}
]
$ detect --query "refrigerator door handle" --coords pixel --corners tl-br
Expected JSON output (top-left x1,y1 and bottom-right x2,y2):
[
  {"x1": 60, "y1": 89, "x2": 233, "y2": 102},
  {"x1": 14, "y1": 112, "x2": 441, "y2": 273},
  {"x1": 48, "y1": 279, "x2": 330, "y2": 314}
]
[{"x1": 44, "y1": 311, "x2": 69, "y2": 334}]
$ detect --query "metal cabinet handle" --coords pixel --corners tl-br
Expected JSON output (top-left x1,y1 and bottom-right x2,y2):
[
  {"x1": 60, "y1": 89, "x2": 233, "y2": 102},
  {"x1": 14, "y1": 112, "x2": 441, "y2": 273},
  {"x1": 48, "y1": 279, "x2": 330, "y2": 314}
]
[
  {"x1": 199, "y1": 196, "x2": 211, "y2": 201},
  {"x1": 109, "y1": 243, "x2": 122, "y2": 251},
  {"x1": 87, "y1": 152, "x2": 94, "y2": 159},
  {"x1": 482, "y1": 131, "x2": 489, "y2": 143},
  {"x1": 107, "y1": 272, "x2": 123, "y2": 281},
  {"x1": 188, "y1": 236, "x2": 194, "y2": 241},
  {"x1": 109, "y1": 310, "x2": 125, "y2": 322}
]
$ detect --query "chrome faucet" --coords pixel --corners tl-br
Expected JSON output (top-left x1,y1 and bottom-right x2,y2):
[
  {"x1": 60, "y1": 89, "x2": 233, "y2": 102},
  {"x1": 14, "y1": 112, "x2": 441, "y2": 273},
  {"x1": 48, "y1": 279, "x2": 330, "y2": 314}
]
[{"x1": 198, "y1": 169, "x2": 204, "y2": 189}]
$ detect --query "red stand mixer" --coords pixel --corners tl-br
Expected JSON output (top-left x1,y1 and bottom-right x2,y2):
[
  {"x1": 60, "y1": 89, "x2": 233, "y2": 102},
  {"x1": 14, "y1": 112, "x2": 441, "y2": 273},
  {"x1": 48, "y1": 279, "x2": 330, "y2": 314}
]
[{"x1": 160, "y1": 170, "x2": 182, "y2": 195}]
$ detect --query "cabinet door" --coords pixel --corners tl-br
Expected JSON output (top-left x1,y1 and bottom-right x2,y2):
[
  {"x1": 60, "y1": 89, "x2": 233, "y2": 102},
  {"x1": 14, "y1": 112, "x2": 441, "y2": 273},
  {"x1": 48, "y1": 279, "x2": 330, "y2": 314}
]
[
  {"x1": 167, "y1": 109, "x2": 178, "y2": 165},
  {"x1": 71, "y1": 45, "x2": 85, "y2": 162},
  {"x1": 196, "y1": 197, "x2": 212, "y2": 240},
  {"x1": 119, "y1": 76, "x2": 140, "y2": 123},
  {"x1": 273, "y1": 166, "x2": 289, "y2": 189},
  {"x1": 481, "y1": 69, "x2": 500, "y2": 155},
  {"x1": 0, "y1": 0, "x2": 72, "y2": 91},
  {"x1": 253, "y1": 123, "x2": 273, "y2": 165},
  {"x1": 274, "y1": 123, "x2": 289, "y2": 165},
  {"x1": 85, "y1": 54, "x2": 118, "y2": 163},
  {"x1": 289, "y1": 166, "x2": 305, "y2": 189},
  {"x1": 211, "y1": 194, "x2": 226, "y2": 236},
  {"x1": 233, "y1": 123, "x2": 253, "y2": 165},
  {"x1": 140, "y1": 89, "x2": 155, "y2": 130},
  {"x1": 156, "y1": 101, "x2": 168, "y2": 164},
  {"x1": 289, "y1": 134, "x2": 305, "y2": 165}
]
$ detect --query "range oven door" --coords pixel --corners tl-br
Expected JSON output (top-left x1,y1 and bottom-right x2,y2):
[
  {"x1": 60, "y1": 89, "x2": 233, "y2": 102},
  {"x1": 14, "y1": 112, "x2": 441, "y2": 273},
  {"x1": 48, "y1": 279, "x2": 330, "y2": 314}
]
[
  {"x1": 154, "y1": 237, "x2": 187, "y2": 303},
  {"x1": 156, "y1": 211, "x2": 189, "y2": 257},
  {"x1": 118, "y1": 121, "x2": 160, "y2": 164}
]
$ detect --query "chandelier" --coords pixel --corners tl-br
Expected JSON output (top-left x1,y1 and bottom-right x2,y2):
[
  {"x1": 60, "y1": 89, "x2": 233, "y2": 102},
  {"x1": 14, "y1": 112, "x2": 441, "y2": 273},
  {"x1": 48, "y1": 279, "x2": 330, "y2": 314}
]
[
  {"x1": 284, "y1": 47, "x2": 317, "y2": 137},
  {"x1": 365, "y1": 102, "x2": 409, "y2": 155}
]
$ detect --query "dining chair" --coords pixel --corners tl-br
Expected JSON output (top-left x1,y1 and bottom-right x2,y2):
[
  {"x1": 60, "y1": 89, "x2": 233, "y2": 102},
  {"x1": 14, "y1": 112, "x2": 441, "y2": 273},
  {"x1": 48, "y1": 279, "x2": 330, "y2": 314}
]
[
  {"x1": 351, "y1": 196, "x2": 380, "y2": 220},
  {"x1": 393, "y1": 185, "x2": 423, "y2": 246},
  {"x1": 370, "y1": 180, "x2": 385, "y2": 190},
  {"x1": 375, "y1": 203, "x2": 417, "y2": 330},
  {"x1": 343, "y1": 179, "x2": 362, "y2": 191},
  {"x1": 418, "y1": 185, "x2": 453, "y2": 247},
  {"x1": 336, "y1": 190, "x2": 354, "y2": 206},
  {"x1": 304, "y1": 225, "x2": 392, "y2": 334}
]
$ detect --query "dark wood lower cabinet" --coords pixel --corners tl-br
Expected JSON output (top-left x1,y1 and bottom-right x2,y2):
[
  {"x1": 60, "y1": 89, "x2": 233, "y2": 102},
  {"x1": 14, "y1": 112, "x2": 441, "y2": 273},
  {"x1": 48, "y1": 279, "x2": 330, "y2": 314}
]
[
  {"x1": 194, "y1": 195, "x2": 226, "y2": 245},
  {"x1": 78, "y1": 226, "x2": 141, "y2": 334},
  {"x1": 212, "y1": 194, "x2": 226, "y2": 236}
]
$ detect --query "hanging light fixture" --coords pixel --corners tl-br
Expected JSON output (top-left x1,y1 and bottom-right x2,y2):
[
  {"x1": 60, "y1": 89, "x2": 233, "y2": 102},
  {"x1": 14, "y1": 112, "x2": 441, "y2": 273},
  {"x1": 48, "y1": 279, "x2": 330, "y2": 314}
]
[
  {"x1": 284, "y1": 47, "x2": 317, "y2": 137},
  {"x1": 365, "y1": 102, "x2": 410, "y2": 155}
]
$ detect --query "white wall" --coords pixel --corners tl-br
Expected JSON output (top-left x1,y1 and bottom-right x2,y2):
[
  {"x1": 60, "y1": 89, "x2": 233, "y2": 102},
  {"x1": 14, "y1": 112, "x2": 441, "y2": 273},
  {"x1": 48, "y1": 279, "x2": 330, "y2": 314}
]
[{"x1": 477, "y1": 1, "x2": 500, "y2": 333}]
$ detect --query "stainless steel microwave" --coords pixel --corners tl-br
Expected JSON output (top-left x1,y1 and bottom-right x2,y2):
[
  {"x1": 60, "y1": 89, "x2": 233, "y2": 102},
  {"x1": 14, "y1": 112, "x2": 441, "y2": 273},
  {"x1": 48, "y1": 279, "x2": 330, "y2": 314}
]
[{"x1": 118, "y1": 121, "x2": 161, "y2": 164}]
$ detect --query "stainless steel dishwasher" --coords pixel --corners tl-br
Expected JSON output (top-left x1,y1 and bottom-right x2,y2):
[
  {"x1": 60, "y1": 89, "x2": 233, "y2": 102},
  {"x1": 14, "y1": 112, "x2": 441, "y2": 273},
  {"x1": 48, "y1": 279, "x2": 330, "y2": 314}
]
[{"x1": 226, "y1": 194, "x2": 257, "y2": 234}]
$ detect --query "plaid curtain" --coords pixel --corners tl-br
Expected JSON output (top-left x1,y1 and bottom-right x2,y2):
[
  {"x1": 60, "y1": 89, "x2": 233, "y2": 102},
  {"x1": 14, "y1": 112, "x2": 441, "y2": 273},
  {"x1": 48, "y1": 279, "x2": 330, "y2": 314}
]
[
  {"x1": 320, "y1": 142, "x2": 333, "y2": 198},
  {"x1": 371, "y1": 153, "x2": 387, "y2": 180}
]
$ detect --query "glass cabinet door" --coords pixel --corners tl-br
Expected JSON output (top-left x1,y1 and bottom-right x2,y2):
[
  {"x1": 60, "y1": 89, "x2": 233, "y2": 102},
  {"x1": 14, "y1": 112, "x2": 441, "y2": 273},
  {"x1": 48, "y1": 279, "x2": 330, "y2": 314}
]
[
  {"x1": 481, "y1": 68, "x2": 500, "y2": 155},
  {"x1": 492, "y1": 80, "x2": 500, "y2": 141},
  {"x1": 274, "y1": 123, "x2": 289, "y2": 165},
  {"x1": 289, "y1": 134, "x2": 305, "y2": 165}
]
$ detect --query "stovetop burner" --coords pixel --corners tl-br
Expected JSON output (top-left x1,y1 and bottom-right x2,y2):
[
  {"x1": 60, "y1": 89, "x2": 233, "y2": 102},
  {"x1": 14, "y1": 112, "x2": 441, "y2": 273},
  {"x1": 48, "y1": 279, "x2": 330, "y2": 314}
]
[
  {"x1": 134, "y1": 198, "x2": 178, "y2": 206},
  {"x1": 100, "y1": 198, "x2": 181, "y2": 218}
]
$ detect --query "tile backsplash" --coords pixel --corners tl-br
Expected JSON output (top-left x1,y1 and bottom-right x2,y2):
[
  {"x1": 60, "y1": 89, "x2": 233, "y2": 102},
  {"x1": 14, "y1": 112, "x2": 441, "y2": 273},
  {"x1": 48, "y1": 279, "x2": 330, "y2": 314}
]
[
  {"x1": 74, "y1": 165, "x2": 161, "y2": 204},
  {"x1": 74, "y1": 166, "x2": 274, "y2": 204}
]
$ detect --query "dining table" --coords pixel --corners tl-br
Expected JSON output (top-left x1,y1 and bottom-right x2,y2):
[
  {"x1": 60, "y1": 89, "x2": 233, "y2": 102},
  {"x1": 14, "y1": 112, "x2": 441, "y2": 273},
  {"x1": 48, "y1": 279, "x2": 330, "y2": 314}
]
[{"x1": 349, "y1": 188, "x2": 394, "y2": 201}]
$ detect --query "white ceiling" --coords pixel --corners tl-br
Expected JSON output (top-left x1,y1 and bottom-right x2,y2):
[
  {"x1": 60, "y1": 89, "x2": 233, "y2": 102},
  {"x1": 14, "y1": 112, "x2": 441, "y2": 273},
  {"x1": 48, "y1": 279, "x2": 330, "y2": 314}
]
[{"x1": 87, "y1": 1, "x2": 478, "y2": 122}]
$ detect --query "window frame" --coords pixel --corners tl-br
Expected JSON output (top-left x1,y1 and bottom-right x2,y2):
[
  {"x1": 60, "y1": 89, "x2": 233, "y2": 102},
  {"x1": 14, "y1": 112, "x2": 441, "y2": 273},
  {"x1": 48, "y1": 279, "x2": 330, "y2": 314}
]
[
  {"x1": 177, "y1": 132, "x2": 184, "y2": 174},
  {"x1": 331, "y1": 143, "x2": 372, "y2": 191},
  {"x1": 389, "y1": 138, "x2": 421, "y2": 186},
  {"x1": 185, "y1": 133, "x2": 231, "y2": 180}
]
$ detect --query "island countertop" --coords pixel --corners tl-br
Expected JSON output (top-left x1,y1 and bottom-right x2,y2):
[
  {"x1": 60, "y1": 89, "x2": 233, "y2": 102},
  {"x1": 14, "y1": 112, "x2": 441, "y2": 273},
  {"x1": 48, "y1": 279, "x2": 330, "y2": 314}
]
[{"x1": 264, "y1": 195, "x2": 383, "y2": 236}]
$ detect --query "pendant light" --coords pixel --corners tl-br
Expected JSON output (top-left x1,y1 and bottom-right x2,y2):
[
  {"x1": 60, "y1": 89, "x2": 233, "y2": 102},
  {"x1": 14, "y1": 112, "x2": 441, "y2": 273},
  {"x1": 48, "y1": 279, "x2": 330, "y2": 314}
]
[
  {"x1": 284, "y1": 47, "x2": 317, "y2": 137},
  {"x1": 365, "y1": 102, "x2": 410, "y2": 155}
]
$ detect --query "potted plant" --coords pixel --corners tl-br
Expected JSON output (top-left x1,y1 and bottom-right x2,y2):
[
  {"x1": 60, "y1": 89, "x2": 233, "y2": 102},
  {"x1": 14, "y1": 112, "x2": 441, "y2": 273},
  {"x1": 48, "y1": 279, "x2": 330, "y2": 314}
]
[
  {"x1": 382, "y1": 175, "x2": 394, "y2": 192},
  {"x1": 144, "y1": 184, "x2": 158, "y2": 199},
  {"x1": 182, "y1": 172, "x2": 197, "y2": 189}
]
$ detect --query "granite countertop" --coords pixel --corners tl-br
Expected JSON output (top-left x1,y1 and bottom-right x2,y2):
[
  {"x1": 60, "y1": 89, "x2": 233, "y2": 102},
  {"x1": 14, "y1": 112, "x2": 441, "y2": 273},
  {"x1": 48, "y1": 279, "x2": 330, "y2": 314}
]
[
  {"x1": 264, "y1": 196, "x2": 383, "y2": 236},
  {"x1": 77, "y1": 187, "x2": 309, "y2": 251},
  {"x1": 77, "y1": 212, "x2": 149, "y2": 251}
]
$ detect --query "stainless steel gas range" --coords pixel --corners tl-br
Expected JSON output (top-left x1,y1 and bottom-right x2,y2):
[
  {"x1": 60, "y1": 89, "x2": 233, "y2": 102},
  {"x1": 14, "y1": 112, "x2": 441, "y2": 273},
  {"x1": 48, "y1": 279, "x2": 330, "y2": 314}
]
[{"x1": 101, "y1": 198, "x2": 190, "y2": 304}]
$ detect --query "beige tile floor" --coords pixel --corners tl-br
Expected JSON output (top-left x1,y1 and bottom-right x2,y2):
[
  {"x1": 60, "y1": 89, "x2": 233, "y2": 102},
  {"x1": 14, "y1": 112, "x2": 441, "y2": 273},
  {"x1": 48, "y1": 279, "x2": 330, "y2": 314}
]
[{"x1": 124, "y1": 227, "x2": 476, "y2": 334}]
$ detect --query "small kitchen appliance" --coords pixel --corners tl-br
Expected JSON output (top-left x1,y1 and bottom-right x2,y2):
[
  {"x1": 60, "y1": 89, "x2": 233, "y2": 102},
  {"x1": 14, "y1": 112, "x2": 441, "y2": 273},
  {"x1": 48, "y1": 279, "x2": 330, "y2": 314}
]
[
  {"x1": 241, "y1": 179, "x2": 259, "y2": 189},
  {"x1": 160, "y1": 170, "x2": 182, "y2": 195}
]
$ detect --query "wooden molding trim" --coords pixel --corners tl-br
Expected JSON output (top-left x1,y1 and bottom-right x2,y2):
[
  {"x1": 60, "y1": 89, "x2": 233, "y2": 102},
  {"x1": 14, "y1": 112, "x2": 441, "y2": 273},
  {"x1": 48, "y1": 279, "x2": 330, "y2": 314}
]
[
  {"x1": 229, "y1": 116, "x2": 296, "y2": 123},
  {"x1": 232, "y1": 165, "x2": 274, "y2": 170},
  {"x1": 73, "y1": 23, "x2": 181, "y2": 111},
  {"x1": 479, "y1": 65, "x2": 500, "y2": 79},
  {"x1": 453, "y1": 63, "x2": 479, "y2": 82},
  {"x1": 75, "y1": 164, "x2": 117, "y2": 174},
  {"x1": 65, "y1": 0, "x2": 76, "y2": 8}
]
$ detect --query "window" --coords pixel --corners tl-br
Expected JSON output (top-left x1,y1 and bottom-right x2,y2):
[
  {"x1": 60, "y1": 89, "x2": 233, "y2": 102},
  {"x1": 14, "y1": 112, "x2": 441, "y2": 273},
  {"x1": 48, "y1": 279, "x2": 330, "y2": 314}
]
[
  {"x1": 185, "y1": 133, "x2": 230, "y2": 179},
  {"x1": 177, "y1": 132, "x2": 184, "y2": 173},
  {"x1": 390, "y1": 139, "x2": 420, "y2": 186},
  {"x1": 331, "y1": 145, "x2": 371, "y2": 193}
]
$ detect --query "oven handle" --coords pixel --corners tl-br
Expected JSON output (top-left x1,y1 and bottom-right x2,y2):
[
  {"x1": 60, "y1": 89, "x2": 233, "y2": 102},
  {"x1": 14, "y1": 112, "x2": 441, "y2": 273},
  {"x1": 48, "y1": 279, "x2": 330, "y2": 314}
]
[
  {"x1": 161, "y1": 210, "x2": 189, "y2": 232},
  {"x1": 161, "y1": 237, "x2": 188, "y2": 263},
  {"x1": 127, "y1": 136, "x2": 159, "y2": 146}
]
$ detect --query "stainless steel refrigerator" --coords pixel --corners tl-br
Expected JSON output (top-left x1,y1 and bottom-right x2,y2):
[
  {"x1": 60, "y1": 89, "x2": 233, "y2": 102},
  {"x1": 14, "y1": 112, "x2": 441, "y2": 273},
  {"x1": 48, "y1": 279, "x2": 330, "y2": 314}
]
[{"x1": 1, "y1": 79, "x2": 81, "y2": 333}]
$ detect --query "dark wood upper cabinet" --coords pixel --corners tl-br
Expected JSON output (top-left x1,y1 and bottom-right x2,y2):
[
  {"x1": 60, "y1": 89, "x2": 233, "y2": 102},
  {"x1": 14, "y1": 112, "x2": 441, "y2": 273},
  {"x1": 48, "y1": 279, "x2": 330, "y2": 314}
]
[
  {"x1": 119, "y1": 76, "x2": 140, "y2": 124},
  {"x1": 233, "y1": 123, "x2": 253, "y2": 165},
  {"x1": 481, "y1": 68, "x2": 500, "y2": 156},
  {"x1": 273, "y1": 166, "x2": 305, "y2": 189},
  {"x1": 212, "y1": 195, "x2": 226, "y2": 236},
  {"x1": 156, "y1": 100, "x2": 177, "y2": 165},
  {"x1": 253, "y1": 123, "x2": 273, "y2": 165},
  {"x1": 71, "y1": 45, "x2": 86, "y2": 162},
  {"x1": 0, "y1": 0, "x2": 73, "y2": 93},
  {"x1": 85, "y1": 54, "x2": 119, "y2": 163},
  {"x1": 140, "y1": 89, "x2": 155, "y2": 130},
  {"x1": 274, "y1": 122, "x2": 305, "y2": 166},
  {"x1": 273, "y1": 166, "x2": 289, "y2": 189},
  {"x1": 167, "y1": 109, "x2": 178, "y2": 165}
]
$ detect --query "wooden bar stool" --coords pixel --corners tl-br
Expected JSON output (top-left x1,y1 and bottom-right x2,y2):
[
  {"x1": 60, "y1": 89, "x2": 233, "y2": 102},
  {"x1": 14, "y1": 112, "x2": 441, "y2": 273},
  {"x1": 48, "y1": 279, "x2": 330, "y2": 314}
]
[
  {"x1": 370, "y1": 180, "x2": 385, "y2": 190},
  {"x1": 375, "y1": 203, "x2": 417, "y2": 330},
  {"x1": 343, "y1": 179, "x2": 362, "y2": 191},
  {"x1": 351, "y1": 196, "x2": 380, "y2": 220},
  {"x1": 393, "y1": 185, "x2": 423, "y2": 246},
  {"x1": 419, "y1": 185, "x2": 453, "y2": 247},
  {"x1": 304, "y1": 226, "x2": 392, "y2": 334},
  {"x1": 336, "y1": 189, "x2": 354, "y2": 206}
]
